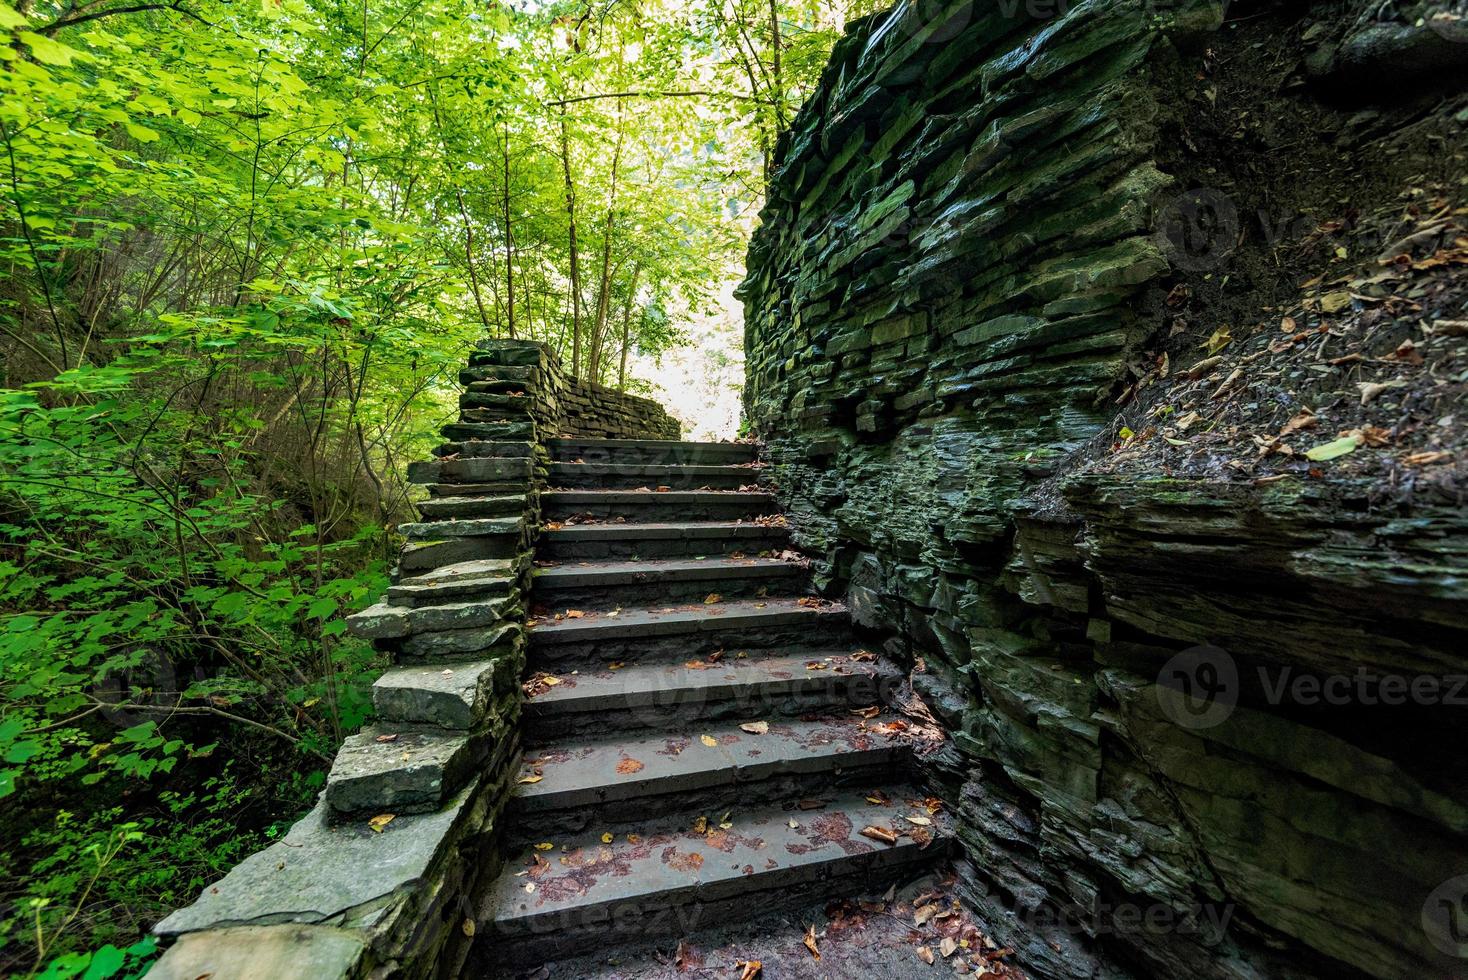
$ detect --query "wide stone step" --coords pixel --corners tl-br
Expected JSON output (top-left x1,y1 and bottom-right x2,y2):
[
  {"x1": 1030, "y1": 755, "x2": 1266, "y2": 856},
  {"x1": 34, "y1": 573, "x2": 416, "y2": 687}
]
[
  {"x1": 547, "y1": 461, "x2": 753, "y2": 490},
  {"x1": 538, "y1": 520, "x2": 789, "y2": 560},
  {"x1": 541, "y1": 488, "x2": 777, "y2": 523},
  {"x1": 546, "y1": 436, "x2": 759, "y2": 466},
  {"x1": 522, "y1": 649, "x2": 898, "y2": 740},
  {"x1": 414, "y1": 494, "x2": 525, "y2": 521},
  {"x1": 482, "y1": 786, "x2": 947, "y2": 959},
  {"x1": 509, "y1": 713, "x2": 910, "y2": 832},
  {"x1": 531, "y1": 555, "x2": 808, "y2": 607},
  {"x1": 386, "y1": 557, "x2": 517, "y2": 607},
  {"x1": 527, "y1": 597, "x2": 848, "y2": 663}
]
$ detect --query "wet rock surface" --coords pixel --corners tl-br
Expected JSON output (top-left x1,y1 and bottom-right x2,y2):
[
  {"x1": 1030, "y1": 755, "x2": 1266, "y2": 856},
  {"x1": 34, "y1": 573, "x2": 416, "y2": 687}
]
[{"x1": 741, "y1": 0, "x2": 1467, "y2": 977}]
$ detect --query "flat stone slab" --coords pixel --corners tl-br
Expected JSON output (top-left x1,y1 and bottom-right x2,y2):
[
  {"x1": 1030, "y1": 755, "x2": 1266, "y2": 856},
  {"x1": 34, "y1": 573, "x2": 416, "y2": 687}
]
[
  {"x1": 513, "y1": 713, "x2": 907, "y2": 813},
  {"x1": 399, "y1": 516, "x2": 523, "y2": 539},
  {"x1": 529, "y1": 598, "x2": 845, "y2": 646},
  {"x1": 547, "y1": 462, "x2": 750, "y2": 481},
  {"x1": 540, "y1": 521, "x2": 789, "y2": 544},
  {"x1": 543, "y1": 490, "x2": 774, "y2": 504},
  {"x1": 399, "y1": 621, "x2": 516, "y2": 658},
  {"x1": 545, "y1": 438, "x2": 758, "y2": 465},
  {"x1": 346, "y1": 595, "x2": 514, "y2": 640},
  {"x1": 523, "y1": 650, "x2": 885, "y2": 718},
  {"x1": 533, "y1": 556, "x2": 803, "y2": 590},
  {"x1": 325, "y1": 726, "x2": 483, "y2": 818},
  {"x1": 145, "y1": 925, "x2": 366, "y2": 980},
  {"x1": 374, "y1": 659, "x2": 506, "y2": 729},
  {"x1": 387, "y1": 558, "x2": 517, "y2": 608},
  {"x1": 400, "y1": 536, "x2": 519, "y2": 574},
  {"x1": 156, "y1": 780, "x2": 481, "y2": 935},
  {"x1": 416, "y1": 494, "x2": 526, "y2": 520},
  {"x1": 407, "y1": 456, "x2": 531, "y2": 485},
  {"x1": 487, "y1": 787, "x2": 945, "y2": 936}
]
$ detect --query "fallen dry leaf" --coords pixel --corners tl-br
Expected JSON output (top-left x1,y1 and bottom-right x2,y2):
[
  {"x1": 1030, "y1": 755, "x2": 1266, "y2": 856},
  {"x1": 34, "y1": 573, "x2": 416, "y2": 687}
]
[
  {"x1": 740, "y1": 721, "x2": 770, "y2": 735},
  {"x1": 517, "y1": 774, "x2": 543, "y2": 785},
  {"x1": 616, "y1": 757, "x2": 645, "y2": 775},
  {"x1": 461, "y1": 917, "x2": 475, "y2": 938},
  {"x1": 917, "y1": 946, "x2": 935, "y2": 965},
  {"x1": 704, "y1": 593, "x2": 723, "y2": 604},
  {"x1": 700, "y1": 734, "x2": 719, "y2": 747},
  {"x1": 367, "y1": 814, "x2": 395, "y2": 833},
  {"x1": 905, "y1": 815, "x2": 933, "y2": 826},
  {"x1": 941, "y1": 937, "x2": 959, "y2": 958},
  {"x1": 860, "y1": 825, "x2": 898, "y2": 845},
  {"x1": 374, "y1": 733, "x2": 399, "y2": 743},
  {"x1": 803, "y1": 924, "x2": 821, "y2": 960},
  {"x1": 737, "y1": 961, "x2": 762, "y2": 980}
]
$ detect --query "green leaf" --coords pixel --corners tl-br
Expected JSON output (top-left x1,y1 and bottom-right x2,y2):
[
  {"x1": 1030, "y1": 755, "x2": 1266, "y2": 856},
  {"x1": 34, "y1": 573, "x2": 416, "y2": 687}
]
[
  {"x1": 81, "y1": 944, "x2": 126, "y2": 979},
  {"x1": 1303, "y1": 435, "x2": 1360, "y2": 462},
  {"x1": 0, "y1": 3, "x2": 28, "y2": 29},
  {"x1": 19, "y1": 31, "x2": 82, "y2": 66},
  {"x1": 124, "y1": 122, "x2": 161, "y2": 143}
]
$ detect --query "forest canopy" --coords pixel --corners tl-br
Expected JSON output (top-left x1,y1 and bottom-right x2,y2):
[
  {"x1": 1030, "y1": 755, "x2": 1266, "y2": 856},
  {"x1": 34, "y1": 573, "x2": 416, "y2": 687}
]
[{"x1": 0, "y1": 0, "x2": 873, "y2": 973}]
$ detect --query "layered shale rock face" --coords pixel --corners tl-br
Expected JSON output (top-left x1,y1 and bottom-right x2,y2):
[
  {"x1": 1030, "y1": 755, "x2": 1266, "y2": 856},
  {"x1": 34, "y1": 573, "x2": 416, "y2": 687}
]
[{"x1": 741, "y1": 1, "x2": 1468, "y2": 977}]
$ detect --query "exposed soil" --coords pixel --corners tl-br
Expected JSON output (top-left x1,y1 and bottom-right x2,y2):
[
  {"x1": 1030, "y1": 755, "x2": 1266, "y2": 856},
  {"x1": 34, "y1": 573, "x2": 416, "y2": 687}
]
[{"x1": 1095, "y1": 0, "x2": 1468, "y2": 502}]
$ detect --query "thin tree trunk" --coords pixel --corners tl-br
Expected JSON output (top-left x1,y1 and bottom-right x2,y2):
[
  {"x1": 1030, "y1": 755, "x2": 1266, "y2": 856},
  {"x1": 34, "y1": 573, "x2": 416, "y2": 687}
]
[
  {"x1": 501, "y1": 117, "x2": 516, "y2": 338},
  {"x1": 558, "y1": 111, "x2": 582, "y2": 376},
  {"x1": 618, "y1": 263, "x2": 641, "y2": 390},
  {"x1": 589, "y1": 98, "x2": 624, "y2": 383}
]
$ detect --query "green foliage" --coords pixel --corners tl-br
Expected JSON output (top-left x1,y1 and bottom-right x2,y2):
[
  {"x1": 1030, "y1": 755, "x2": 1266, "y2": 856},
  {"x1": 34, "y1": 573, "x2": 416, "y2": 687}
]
[{"x1": 0, "y1": 0, "x2": 869, "y2": 969}]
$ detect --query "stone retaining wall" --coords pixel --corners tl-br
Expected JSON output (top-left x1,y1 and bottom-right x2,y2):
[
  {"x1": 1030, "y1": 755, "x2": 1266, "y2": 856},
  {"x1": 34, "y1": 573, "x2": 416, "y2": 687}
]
[
  {"x1": 146, "y1": 339, "x2": 680, "y2": 978},
  {"x1": 741, "y1": 2, "x2": 1468, "y2": 978}
]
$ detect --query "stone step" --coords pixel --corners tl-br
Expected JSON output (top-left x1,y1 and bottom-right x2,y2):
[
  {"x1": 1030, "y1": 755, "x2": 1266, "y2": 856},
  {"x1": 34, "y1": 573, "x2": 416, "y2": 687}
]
[
  {"x1": 547, "y1": 461, "x2": 753, "y2": 490},
  {"x1": 373, "y1": 658, "x2": 515, "y2": 730},
  {"x1": 387, "y1": 558, "x2": 518, "y2": 606},
  {"x1": 414, "y1": 494, "x2": 525, "y2": 521},
  {"x1": 527, "y1": 597, "x2": 848, "y2": 664},
  {"x1": 531, "y1": 555, "x2": 809, "y2": 607},
  {"x1": 324, "y1": 725, "x2": 488, "y2": 821},
  {"x1": 546, "y1": 436, "x2": 759, "y2": 466},
  {"x1": 441, "y1": 420, "x2": 535, "y2": 443},
  {"x1": 538, "y1": 520, "x2": 790, "y2": 560},
  {"x1": 541, "y1": 489, "x2": 777, "y2": 523},
  {"x1": 431, "y1": 440, "x2": 533, "y2": 459},
  {"x1": 407, "y1": 456, "x2": 532, "y2": 486},
  {"x1": 482, "y1": 786, "x2": 947, "y2": 959},
  {"x1": 522, "y1": 649, "x2": 898, "y2": 741},
  {"x1": 509, "y1": 712, "x2": 910, "y2": 833}
]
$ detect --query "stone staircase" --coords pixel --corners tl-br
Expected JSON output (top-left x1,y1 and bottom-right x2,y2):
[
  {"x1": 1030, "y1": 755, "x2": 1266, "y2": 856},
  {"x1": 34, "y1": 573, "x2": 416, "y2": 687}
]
[{"x1": 472, "y1": 437, "x2": 950, "y2": 967}]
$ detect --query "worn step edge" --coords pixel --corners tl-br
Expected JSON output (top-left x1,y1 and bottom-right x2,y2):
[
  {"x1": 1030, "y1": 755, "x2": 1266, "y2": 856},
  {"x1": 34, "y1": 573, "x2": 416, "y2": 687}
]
[
  {"x1": 532, "y1": 556, "x2": 805, "y2": 590},
  {"x1": 487, "y1": 787, "x2": 947, "y2": 935},
  {"x1": 513, "y1": 712, "x2": 905, "y2": 814},
  {"x1": 523, "y1": 650, "x2": 894, "y2": 718},
  {"x1": 528, "y1": 598, "x2": 843, "y2": 645},
  {"x1": 540, "y1": 522, "x2": 788, "y2": 542}
]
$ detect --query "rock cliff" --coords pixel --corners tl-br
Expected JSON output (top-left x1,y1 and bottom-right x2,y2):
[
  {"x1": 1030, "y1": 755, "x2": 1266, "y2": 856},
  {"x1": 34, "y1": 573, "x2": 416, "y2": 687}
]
[{"x1": 740, "y1": 0, "x2": 1468, "y2": 976}]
